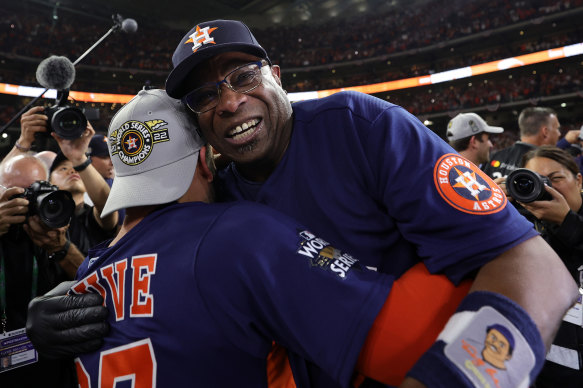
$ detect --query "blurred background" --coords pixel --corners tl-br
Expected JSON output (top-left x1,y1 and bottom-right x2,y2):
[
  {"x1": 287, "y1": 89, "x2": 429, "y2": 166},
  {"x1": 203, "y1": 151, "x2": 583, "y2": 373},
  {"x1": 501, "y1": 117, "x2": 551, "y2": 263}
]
[{"x1": 1, "y1": 0, "x2": 582, "y2": 156}]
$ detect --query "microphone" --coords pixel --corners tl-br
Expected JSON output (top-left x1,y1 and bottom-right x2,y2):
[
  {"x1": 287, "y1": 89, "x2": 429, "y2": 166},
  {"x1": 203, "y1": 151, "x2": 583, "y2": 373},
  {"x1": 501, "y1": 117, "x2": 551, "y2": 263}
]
[
  {"x1": 121, "y1": 18, "x2": 138, "y2": 33},
  {"x1": 113, "y1": 14, "x2": 138, "y2": 33},
  {"x1": 0, "y1": 12, "x2": 138, "y2": 134},
  {"x1": 35, "y1": 56, "x2": 76, "y2": 90}
]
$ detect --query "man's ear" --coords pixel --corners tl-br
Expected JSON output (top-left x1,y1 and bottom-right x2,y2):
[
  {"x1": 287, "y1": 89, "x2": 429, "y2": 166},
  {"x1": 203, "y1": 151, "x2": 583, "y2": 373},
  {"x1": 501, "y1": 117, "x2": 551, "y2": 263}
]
[
  {"x1": 198, "y1": 146, "x2": 214, "y2": 183},
  {"x1": 469, "y1": 135, "x2": 478, "y2": 149},
  {"x1": 271, "y1": 65, "x2": 282, "y2": 86}
]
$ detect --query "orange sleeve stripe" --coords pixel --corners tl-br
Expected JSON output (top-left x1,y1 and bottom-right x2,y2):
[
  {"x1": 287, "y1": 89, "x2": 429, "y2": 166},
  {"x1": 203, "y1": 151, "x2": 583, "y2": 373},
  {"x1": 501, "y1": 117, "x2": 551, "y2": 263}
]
[{"x1": 356, "y1": 262, "x2": 472, "y2": 386}]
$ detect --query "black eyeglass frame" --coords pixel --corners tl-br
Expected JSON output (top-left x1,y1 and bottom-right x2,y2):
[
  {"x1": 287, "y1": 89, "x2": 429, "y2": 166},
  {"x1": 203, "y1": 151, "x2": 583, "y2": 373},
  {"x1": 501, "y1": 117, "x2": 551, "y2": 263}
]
[{"x1": 184, "y1": 60, "x2": 269, "y2": 114}]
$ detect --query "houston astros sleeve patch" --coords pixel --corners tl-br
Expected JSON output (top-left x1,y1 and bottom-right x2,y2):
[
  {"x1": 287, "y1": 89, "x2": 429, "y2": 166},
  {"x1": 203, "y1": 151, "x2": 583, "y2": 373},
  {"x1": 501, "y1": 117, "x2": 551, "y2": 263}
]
[{"x1": 434, "y1": 153, "x2": 507, "y2": 215}]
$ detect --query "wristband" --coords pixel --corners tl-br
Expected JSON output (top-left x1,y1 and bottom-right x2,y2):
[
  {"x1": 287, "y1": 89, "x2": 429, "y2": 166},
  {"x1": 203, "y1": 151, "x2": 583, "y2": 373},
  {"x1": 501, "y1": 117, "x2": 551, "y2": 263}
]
[
  {"x1": 407, "y1": 291, "x2": 545, "y2": 388},
  {"x1": 73, "y1": 155, "x2": 92, "y2": 172},
  {"x1": 15, "y1": 141, "x2": 31, "y2": 152},
  {"x1": 48, "y1": 240, "x2": 71, "y2": 262}
]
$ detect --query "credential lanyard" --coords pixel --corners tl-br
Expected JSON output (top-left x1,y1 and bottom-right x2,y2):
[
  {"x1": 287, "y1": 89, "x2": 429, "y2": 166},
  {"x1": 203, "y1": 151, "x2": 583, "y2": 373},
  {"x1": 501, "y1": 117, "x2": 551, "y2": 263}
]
[{"x1": 0, "y1": 244, "x2": 38, "y2": 334}]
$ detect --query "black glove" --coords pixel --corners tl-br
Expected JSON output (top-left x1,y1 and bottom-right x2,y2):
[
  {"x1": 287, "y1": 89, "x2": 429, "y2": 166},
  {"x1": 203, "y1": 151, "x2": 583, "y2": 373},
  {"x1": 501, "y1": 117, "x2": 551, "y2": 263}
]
[{"x1": 26, "y1": 281, "x2": 110, "y2": 359}]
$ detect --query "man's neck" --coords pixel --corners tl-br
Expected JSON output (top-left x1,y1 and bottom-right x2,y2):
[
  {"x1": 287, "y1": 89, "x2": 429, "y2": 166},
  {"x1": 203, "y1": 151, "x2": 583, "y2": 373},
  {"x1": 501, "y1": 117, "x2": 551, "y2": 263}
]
[
  {"x1": 519, "y1": 136, "x2": 541, "y2": 147},
  {"x1": 108, "y1": 205, "x2": 157, "y2": 246}
]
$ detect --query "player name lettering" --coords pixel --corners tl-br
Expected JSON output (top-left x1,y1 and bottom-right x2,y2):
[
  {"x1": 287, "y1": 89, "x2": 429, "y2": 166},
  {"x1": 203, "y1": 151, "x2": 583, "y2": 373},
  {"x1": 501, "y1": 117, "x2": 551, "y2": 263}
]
[{"x1": 71, "y1": 254, "x2": 158, "y2": 321}]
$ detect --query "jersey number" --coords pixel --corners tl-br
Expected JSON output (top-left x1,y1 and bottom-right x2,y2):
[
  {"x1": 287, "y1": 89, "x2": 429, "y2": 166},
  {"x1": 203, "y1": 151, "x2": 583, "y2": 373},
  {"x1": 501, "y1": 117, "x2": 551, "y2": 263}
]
[{"x1": 75, "y1": 338, "x2": 157, "y2": 388}]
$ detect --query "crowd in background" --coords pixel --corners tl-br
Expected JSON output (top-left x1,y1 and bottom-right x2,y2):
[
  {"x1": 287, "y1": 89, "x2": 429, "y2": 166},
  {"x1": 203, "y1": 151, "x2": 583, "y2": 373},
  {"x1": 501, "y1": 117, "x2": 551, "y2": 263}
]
[
  {"x1": 0, "y1": 0, "x2": 580, "y2": 71},
  {"x1": 0, "y1": 0, "x2": 582, "y2": 150}
]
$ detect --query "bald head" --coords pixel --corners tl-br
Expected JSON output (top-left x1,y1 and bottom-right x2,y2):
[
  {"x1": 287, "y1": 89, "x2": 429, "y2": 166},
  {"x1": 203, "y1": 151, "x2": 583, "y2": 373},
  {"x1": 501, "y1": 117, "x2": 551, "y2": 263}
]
[
  {"x1": 35, "y1": 151, "x2": 57, "y2": 171},
  {"x1": 0, "y1": 155, "x2": 49, "y2": 189}
]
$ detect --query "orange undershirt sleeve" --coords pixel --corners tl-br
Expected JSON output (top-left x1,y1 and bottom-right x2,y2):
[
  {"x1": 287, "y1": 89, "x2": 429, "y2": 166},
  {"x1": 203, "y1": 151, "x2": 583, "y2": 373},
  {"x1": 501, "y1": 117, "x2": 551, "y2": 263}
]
[{"x1": 355, "y1": 262, "x2": 472, "y2": 386}]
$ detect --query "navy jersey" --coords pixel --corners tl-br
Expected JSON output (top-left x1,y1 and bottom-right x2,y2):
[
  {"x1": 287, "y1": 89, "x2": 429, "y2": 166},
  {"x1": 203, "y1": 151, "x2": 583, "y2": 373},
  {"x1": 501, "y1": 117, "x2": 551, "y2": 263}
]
[
  {"x1": 482, "y1": 141, "x2": 537, "y2": 179},
  {"x1": 71, "y1": 201, "x2": 391, "y2": 388},
  {"x1": 217, "y1": 91, "x2": 537, "y2": 285}
]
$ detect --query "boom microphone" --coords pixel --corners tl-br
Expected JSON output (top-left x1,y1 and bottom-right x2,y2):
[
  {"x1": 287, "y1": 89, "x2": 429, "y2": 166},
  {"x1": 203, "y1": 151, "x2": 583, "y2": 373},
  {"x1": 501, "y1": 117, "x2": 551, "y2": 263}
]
[
  {"x1": 0, "y1": 12, "x2": 138, "y2": 134},
  {"x1": 113, "y1": 14, "x2": 138, "y2": 34},
  {"x1": 35, "y1": 56, "x2": 76, "y2": 90},
  {"x1": 121, "y1": 18, "x2": 138, "y2": 33}
]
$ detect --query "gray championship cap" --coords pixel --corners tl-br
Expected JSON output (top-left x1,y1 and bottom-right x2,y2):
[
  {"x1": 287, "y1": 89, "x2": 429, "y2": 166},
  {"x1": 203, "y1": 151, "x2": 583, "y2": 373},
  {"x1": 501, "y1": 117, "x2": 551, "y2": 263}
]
[
  {"x1": 447, "y1": 113, "x2": 504, "y2": 141},
  {"x1": 101, "y1": 89, "x2": 203, "y2": 217}
]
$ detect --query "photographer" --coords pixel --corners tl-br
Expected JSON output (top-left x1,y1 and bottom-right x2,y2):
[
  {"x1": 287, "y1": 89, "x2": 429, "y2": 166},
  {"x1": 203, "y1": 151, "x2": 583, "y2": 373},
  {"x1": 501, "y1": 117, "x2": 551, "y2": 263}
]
[
  {"x1": 9, "y1": 105, "x2": 119, "y2": 256},
  {"x1": 5, "y1": 106, "x2": 49, "y2": 159},
  {"x1": 512, "y1": 146, "x2": 583, "y2": 387},
  {"x1": 0, "y1": 155, "x2": 80, "y2": 387}
]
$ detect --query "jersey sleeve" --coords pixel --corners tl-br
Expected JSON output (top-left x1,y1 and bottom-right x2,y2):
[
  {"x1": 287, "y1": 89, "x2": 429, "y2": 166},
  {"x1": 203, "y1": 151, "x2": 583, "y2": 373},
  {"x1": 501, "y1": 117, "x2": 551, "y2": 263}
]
[
  {"x1": 194, "y1": 202, "x2": 392, "y2": 386},
  {"x1": 355, "y1": 98, "x2": 537, "y2": 283}
]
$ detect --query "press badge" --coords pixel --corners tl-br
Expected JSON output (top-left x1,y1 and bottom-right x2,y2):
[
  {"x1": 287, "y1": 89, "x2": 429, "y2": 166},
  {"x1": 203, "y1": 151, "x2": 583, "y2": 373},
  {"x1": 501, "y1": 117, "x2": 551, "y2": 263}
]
[{"x1": 0, "y1": 328, "x2": 38, "y2": 373}]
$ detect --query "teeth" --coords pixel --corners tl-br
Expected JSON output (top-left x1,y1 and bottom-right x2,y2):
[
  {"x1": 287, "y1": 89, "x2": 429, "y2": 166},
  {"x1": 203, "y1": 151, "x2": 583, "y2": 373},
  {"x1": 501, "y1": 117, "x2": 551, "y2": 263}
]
[{"x1": 229, "y1": 119, "x2": 258, "y2": 136}]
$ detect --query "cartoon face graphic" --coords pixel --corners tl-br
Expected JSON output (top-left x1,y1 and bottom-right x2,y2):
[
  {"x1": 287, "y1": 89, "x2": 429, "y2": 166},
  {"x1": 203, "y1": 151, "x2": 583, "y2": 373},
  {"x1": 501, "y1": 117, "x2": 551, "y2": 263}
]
[{"x1": 481, "y1": 324, "x2": 514, "y2": 370}]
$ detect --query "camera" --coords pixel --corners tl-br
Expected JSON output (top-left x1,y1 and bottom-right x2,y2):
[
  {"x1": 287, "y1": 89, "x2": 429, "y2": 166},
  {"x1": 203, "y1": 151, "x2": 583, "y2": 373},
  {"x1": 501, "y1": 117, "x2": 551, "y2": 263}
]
[
  {"x1": 506, "y1": 168, "x2": 552, "y2": 203},
  {"x1": 44, "y1": 89, "x2": 87, "y2": 140},
  {"x1": 11, "y1": 181, "x2": 76, "y2": 228}
]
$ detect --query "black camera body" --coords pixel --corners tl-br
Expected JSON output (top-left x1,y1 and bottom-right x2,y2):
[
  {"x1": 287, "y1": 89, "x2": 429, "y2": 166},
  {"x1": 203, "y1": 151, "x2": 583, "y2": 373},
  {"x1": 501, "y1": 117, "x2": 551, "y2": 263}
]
[
  {"x1": 12, "y1": 181, "x2": 76, "y2": 228},
  {"x1": 506, "y1": 168, "x2": 552, "y2": 203},
  {"x1": 44, "y1": 89, "x2": 87, "y2": 140}
]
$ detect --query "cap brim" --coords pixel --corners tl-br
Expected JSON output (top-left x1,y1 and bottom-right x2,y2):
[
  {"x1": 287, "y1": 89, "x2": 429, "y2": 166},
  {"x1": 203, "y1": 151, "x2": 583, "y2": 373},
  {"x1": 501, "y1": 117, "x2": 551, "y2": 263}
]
[
  {"x1": 484, "y1": 126, "x2": 504, "y2": 134},
  {"x1": 101, "y1": 151, "x2": 199, "y2": 217},
  {"x1": 166, "y1": 43, "x2": 268, "y2": 98}
]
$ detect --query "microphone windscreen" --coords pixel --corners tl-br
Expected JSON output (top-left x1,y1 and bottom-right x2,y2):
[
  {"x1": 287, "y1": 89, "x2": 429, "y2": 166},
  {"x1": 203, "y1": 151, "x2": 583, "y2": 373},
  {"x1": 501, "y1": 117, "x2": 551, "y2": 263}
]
[
  {"x1": 121, "y1": 18, "x2": 138, "y2": 33},
  {"x1": 36, "y1": 56, "x2": 75, "y2": 90}
]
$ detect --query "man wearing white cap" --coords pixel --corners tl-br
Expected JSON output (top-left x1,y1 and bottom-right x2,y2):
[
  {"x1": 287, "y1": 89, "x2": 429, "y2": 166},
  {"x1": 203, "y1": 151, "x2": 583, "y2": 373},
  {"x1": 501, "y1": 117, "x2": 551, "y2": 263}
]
[{"x1": 446, "y1": 112, "x2": 504, "y2": 167}]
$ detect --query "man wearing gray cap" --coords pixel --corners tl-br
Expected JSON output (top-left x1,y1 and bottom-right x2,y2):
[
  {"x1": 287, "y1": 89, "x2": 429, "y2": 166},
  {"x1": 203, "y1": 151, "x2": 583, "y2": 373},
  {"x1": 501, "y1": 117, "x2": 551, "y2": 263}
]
[
  {"x1": 26, "y1": 20, "x2": 577, "y2": 388},
  {"x1": 26, "y1": 89, "x2": 446, "y2": 387},
  {"x1": 446, "y1": 112, "x2": 504, "y2": 167}
]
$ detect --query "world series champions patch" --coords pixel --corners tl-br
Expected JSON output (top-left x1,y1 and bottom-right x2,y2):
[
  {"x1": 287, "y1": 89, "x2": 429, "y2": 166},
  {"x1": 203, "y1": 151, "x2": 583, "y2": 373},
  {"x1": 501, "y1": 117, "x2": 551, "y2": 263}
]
[
  {"x1": 110, "y1": 120, "x2": 170, "y2": 165},
  {"x1": 434, "y1": 154, "x2": 506, "y2": 215},
  {"x1": 296, "y1": 230, "x2": 363, "y2": 279}
]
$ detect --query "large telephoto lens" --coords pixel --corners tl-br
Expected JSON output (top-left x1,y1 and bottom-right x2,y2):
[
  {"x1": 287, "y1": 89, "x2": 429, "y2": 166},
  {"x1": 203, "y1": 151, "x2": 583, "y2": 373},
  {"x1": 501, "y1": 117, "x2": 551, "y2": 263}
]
[
  {"x1": 51, "y1": 107, "x2": 88, "y2": 140},
  {"x1": 35, "y1": 190, "x2": 76, "y2": 228},
  {"x1": 507, "y1": 168, "x2": 552, "y2": 203}
]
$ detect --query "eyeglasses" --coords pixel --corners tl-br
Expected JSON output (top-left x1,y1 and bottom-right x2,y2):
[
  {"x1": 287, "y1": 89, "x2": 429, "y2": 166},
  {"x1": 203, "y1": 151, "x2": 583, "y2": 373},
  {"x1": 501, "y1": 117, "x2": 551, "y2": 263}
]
[{"x1": 184, "y1": 60, "x2": 267, "y2": 114}]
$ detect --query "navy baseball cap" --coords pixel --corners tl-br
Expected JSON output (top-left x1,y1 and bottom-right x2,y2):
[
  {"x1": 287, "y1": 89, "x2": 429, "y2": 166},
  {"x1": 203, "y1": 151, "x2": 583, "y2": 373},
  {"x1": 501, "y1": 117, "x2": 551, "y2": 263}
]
[
  {"x1": 49, "y1": 151, "x2": 68, "y2": 174},
  {"x1": 165, "y1": 20, "x2": 271, "y2": 99},
  {"x1": 88, "y1": 134, "x2": 110, "y2": 157}
]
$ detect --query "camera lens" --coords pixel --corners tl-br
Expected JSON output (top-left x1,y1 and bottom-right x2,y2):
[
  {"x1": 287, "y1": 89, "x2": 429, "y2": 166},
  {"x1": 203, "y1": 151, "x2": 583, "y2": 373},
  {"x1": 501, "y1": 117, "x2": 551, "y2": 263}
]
[
  {"x1": 507, "y1": 168, "x2": 552, "y2": 203},
  {"x1": 36, "y1": 190, "x2": 75, "y2": 228},
  {"x1": 44, "y1": 198, "x2": 63, "y2": 217},
  {"x1": 513, "y1": 177, "x2": 535, "y2": 196},
  {"x1": 51, "y1": 107, "x2": 88, "y2": 140}
]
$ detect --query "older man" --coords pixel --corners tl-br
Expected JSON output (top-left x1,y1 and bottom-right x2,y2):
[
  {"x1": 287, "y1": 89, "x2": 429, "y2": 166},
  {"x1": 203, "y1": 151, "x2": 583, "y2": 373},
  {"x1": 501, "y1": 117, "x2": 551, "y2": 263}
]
[
  {"x1": 0, "y1": 155, "x2": 80, "y2": 387},
  {"x1": 28, "y1": 20, "x2": 577, "y2": 388}
]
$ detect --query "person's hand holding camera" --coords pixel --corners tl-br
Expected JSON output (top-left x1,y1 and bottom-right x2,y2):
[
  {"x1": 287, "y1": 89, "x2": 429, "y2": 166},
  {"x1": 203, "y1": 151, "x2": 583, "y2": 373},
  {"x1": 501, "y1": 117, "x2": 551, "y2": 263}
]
[
  {"x1": 0, "y1": 186, "x2": 29, "y2": 236},
  {"x1": 23, "y1": 214, "x2": 69, "y2": 254},
  {"x1": 518, "y1": 185, "x2": 570, "y2": 225},
  {"x1": 51, "y1": 121, "x2": 95, "y2": 166},
  {"x1": 18, "y1": 106, "x2": 48, "y2": 152}
]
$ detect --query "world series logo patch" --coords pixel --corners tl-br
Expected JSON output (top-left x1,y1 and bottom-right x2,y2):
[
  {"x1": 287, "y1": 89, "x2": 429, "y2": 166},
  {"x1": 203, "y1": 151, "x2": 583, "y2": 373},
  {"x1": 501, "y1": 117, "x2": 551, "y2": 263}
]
[
  {"x1": 296, "y1": 230, "x2": 362, "y2": 279},
  {"x1": 110, "y1": 120, "x2": 170, "y2": 166},
  {"x1": 434, "y1": 154, "x2": 506, "y2": 215}
]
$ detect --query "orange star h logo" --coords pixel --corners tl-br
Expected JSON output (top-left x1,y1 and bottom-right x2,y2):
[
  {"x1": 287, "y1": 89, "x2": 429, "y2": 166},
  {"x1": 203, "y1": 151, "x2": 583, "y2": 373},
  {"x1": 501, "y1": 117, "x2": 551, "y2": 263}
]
[{"x1": 184, "y1": 25, "x2": 218, "y2": 53}]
